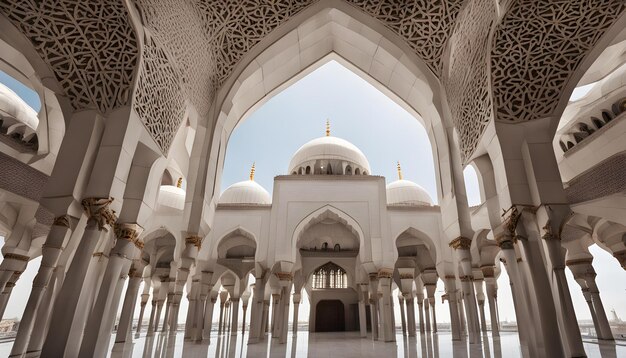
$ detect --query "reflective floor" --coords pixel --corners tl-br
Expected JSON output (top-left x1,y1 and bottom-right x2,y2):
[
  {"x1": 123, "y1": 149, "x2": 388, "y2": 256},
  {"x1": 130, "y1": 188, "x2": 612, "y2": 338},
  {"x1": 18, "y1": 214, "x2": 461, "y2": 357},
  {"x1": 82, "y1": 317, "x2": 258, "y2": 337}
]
[
  {"x1": 0, "y1": 330, "x2": 623, "y2": 357},
  {"x1": 104, "y1": 330, "x2": 626, "y2": 358}
]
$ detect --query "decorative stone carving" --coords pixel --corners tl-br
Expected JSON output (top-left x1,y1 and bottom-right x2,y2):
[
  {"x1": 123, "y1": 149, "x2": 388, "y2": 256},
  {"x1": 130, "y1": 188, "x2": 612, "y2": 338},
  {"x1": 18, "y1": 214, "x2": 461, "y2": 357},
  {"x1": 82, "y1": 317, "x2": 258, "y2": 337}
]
[
  {"x1": 81, "y1": 197, "x2": 117, "y2": 231},
  {"x1": 274, "y1": 272, "x2": 293, "y2": 282},
  {"x1": 185, "y1": 235, "x2": 202, "y2": 249},
  {"x1": 0, "y1": 1, "x2": 138, "y2": 113},
  {"x1": 398, "y1": 272, "x2": 414, "y2": 280},
  {"x1": 377, "y1": 268, "x2": 393, "y2": 279},
  {"x1": 449, "y1": 236, "x2": 472, "y2": 250},
  {"x1": 491, "y1": 0, "x2": 625, "y2": 123},
  {"x1": 3, "y1": 253, "x2": 29, "y2": 262},
  {"x1": 442, "y1": 0, "x2": 495, "y2": 162},
  {"x1": 52, "y1": 215, "x2": 71, "y2": 228},
  {"x1": 114, "y1": 223, "x2": 144, "y2": 248},
  {"x1": 480, "y1": 266, "x2": 495, "y2": 278},
  {"x1": 133, "y1": 0, "x2": 464, "y2": 153},
  {"x1": 132, "y1": 35, "x2": 186, "y2": 155}
]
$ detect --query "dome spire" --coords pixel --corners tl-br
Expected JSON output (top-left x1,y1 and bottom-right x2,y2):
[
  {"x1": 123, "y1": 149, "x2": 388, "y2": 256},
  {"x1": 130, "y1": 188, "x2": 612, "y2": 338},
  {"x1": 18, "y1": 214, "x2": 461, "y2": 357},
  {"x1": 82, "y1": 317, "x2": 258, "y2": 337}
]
[
  {"x1": 249, "y1": 162, "x2": 256, "y2": 181},
  {"x1": 325, "y1": 119, "x2": 331, "y2": 137},
  {"x1": 397, "y1": 161, "x2": 403, "y2": 180}
]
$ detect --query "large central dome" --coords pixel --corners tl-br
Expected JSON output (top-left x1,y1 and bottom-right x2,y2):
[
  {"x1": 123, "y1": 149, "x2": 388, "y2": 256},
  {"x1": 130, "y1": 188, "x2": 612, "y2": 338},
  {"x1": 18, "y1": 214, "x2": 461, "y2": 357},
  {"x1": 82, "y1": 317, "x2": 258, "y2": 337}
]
[{"x1": 288, "y1": 122, "x2": 371, "y2": 175}]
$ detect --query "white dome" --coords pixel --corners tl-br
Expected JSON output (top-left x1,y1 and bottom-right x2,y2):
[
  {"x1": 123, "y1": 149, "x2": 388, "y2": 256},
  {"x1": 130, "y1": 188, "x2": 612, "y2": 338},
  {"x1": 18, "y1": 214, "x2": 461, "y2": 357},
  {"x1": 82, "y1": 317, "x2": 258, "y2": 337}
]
[
  {"x1": 219, "y1": 180, "x2": 271, "y2": 205},
  {"x1": 386, "y1": 179, "x2": 432, "y2": 206},
  {"x1": 288, "y1": 136, "x2": 371, "y2": 174}
]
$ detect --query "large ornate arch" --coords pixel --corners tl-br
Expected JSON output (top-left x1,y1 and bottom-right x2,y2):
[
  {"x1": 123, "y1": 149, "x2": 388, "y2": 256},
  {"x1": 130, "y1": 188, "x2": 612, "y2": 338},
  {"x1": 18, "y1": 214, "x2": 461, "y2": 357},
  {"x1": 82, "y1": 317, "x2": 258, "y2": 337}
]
[{"x1": 292, "y1": 204, "x2": 366, "y2": 263}]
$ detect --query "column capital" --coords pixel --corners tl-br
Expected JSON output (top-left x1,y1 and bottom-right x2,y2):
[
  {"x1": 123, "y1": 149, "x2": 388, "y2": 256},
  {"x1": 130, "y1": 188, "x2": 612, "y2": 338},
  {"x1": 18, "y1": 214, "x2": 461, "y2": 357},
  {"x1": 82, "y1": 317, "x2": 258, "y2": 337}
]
[
  {"x1": 52, "y1": 215, "x2": 71, "y2": 228},
  {"x1": 185, "y1": 235, "x2": 202, "y2": 249},
  {"x1": 480, "y1": 265, "x2": 495, "y2": 278},
  {"x1": 449, "y1": 236, "x2": 471, "y2": 250},
  {"x1": 613, "y1": 250, "x2": 626, "y2": 270},
  {"x1": 81, "y1": 197, "x2": 117, "y2": 231},
  {"x1": 495, "y1": 233, "x2": 516, "y2": 250},
  {"x1": 114, "y1": 222, "x2": 144, "y2": 248},
  {"x1": 377, "y1": 268, "x2": 393, "y2": 279},
  {"x1": 2, "y1": 253, "x2": 29, "y2": 262}
]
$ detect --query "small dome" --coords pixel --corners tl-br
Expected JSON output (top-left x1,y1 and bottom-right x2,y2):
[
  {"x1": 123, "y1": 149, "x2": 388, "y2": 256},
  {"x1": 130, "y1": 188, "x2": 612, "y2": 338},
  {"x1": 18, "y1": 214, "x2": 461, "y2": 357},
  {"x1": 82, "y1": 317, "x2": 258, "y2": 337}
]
[
  {"x1": 288, "y1": 136, "x2": 371, "y2": 174},
  {"x1": 219, "y1": 180, "x2": 271, "y2": 205},
  {"x1": 386, "y1": 179, "x2": 432, "y2": 206}
]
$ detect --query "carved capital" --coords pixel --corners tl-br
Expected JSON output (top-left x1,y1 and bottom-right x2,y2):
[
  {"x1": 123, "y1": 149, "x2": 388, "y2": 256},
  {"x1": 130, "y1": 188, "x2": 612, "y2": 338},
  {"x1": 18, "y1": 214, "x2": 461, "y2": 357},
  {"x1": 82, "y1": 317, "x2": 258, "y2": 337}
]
[
  {"x1": 3, "y1": 253, "x2": 29, "y2": 262},
  {"x1": 377, "y1": 268, "x2": 393, "y2": 279},
  {"x1": 399, "y1": 272, "x2": 414, "y2": 280},
  {"x1": 541, "y1": 220, "x2": 560, "y2": 241},
  {"x1": 368, "y1": 272, "x2": 378, "y2": 281},
  {"x1": 496, "y1": 233, "x2": 516, "y2": 250},
  {"x1": 185, "y1": 235, "x2": 202, "y2": 249},
  {"x1": 274, "y1": 271, "x2": 293, "y2": 281},
  {"x1": 480, "y1": 266, "x2": 495, "y2": 278},
  {"x1": 52, "y1": 215, "x2": 71, "y2": 228},
  {"x1": 449, "y1": 236, "x2": 471, "y2": 250},
  {"x1": 565, "y1": 258, "x2": 593, "y2": 267},
  {"x1": 82, "y1": 197, "x2": 117, "y2": 231},
  {"x1": 114, "y1": 223, "x2": 144, "y2": 248}
]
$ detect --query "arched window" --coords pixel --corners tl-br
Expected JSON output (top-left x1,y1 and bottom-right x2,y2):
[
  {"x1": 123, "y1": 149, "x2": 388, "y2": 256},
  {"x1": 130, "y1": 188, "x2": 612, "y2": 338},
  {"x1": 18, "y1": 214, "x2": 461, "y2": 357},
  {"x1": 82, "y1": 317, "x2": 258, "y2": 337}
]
[
  {"x1": 345, "y1": 165, "x2": 352, "y2": 175},
  {"x1": 306, "y1": 166, "x2": 311, "y2": 174},
  {"x1": 355, "y1": 168, "x2": 360, "y2": 175},
  {"x1": 312, "y1": 262, "x2": 347, "y2": 289}
]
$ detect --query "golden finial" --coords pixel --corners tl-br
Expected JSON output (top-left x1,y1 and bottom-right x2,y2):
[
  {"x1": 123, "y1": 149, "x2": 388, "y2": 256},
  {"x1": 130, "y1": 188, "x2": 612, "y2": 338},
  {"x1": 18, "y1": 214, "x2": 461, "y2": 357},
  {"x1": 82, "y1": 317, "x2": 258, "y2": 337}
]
[
  {"x1": 176, "y1": 177, "x2": 183, "y2": 188},
  {"x1": 397, "y1": 161, "x2": 403, "y2": 180},
  {"x1": 249, "y1": 162, "x2": 256, "y2": 181},
  {"x1": 325, "y1": 119, "x2": 331, "y2": 137}
]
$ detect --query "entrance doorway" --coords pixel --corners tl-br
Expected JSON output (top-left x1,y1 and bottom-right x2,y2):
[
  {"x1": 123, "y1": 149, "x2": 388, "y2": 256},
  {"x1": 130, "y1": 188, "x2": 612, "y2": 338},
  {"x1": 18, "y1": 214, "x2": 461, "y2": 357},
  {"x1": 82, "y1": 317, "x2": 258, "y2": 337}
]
[{"x1": 315, "y1": 300, "x2": 345, "y2": 332}]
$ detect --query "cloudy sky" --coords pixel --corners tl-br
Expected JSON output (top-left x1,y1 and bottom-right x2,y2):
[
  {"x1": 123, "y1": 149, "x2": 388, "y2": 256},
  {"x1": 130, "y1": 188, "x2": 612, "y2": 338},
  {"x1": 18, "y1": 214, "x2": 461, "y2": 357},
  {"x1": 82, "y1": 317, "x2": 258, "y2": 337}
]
[{"x1": 2, "y1": 61, "x2": 624, "y2": 328}]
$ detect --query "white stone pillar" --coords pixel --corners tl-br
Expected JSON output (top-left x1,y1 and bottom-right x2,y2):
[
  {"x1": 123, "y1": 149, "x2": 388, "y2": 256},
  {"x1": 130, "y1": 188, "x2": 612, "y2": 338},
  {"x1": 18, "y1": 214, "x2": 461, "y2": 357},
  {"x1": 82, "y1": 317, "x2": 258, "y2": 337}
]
[
  {"x1": 154, "y1": 299, "x2": 164, "y2": 332},
  {"x1": 450, "y1": 237, "x2": 481, "y2": 344},
  {"x1": 368, "y1": 274, "x2": 379, "y2": 340},
  {"x1": 115, "y1": 266, "x2": 143, "y2": 343},
  {"x1": 405, "y1": 294, "x2": 416, "y2": 336},
  {"x1": 424, "y1": 298, "x2": 431, "y2": 332},
  {"x1": 586, "y1": 273, "x2": 613, "y2": 340},
  {"x1": 10, "y1": 215, "x2": 72, "y2": 357},
  {"x1": 261, "y1": 299, "x2": 270, "y2": 337},
  {"x1": 424, "y1": 283, "x2": 438, "y2": 333},
  {"x1": 270, "y1": 293, "x2": 280, "y2": 337},
  {"x1": 474, "y1": 279, "x2": 487, "y2": 333},
  {"x1": 292, "y1": 293, "x2": 301, "y2": 334},
  {"x1": 230, "y1": 298, "x2": 240, "y2": 336},
  {"x1": 444, "y1": 276, "x2": 462, "y2": 340},
  {"x1": 277, "y1": 276, "x2": 293, "y2": 344},
  {"x1": 218, "y1": 290, "x2": 228, "y2": 335},
  {"x1": 242, "y1": 291, "x2": 250, "y2": 335},
  {"x1": 136, "y1": 292, "x2": 150, "y2": 337},
  {"x1": 203, "y1": 294, "x2": 217, "y2": 340},
  {"x1": 194, "y1": 271, "x2": 212, "y2": 341},
  {"x1": 248, "y1": 276, "x2": 265, "y2": 343},
  {"x1": 378, "y1": 269, "x2": 394, "y2": 342},
  {"x1": 41, "y1": 198, "x2": 116, "y2": 358},
  {"x1": 78, "y1": 223, "x2": 142, "y2": 358},
  {"x1": 398, "y1": 295, "x2": 407, "y2": 336},
  {"x1": 146, "y1": 297, "x2": 158, "y2": 335},
  {"x1": 482, "y1": 267, "x2": 500, "y2": 336},
  {"x1": 416, "y1": 293, "x2": 425, "y2": 334}
]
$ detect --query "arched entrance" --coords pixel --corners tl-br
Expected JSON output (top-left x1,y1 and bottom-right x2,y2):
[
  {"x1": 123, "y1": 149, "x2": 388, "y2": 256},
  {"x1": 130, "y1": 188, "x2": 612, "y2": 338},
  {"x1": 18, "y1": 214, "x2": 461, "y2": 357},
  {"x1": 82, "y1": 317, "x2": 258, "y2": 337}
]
[{"x1": 315, "y1": 300, "x2": 345, "y2": 332}]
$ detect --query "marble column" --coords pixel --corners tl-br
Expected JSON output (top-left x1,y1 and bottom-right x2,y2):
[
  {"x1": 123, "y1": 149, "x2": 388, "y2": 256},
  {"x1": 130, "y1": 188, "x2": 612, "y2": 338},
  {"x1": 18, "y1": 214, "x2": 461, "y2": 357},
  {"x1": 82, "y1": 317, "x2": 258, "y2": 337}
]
[
  {"x1": 218, "y1": 291, "x2": 228, "y2": 334},
  {"x1": 444, "y1": 276, "x2": 462, "y2": 340},
  {"x1": 586, "y1": 273, "x2": 613, "y2": 340},
  {"x1": 398, "y1": 295, "x2": 407, "y2": 335},
  {"x1": 261, "y1": 299, "x2": 270, "y2": 336},
  {"x1": 136, "y1": 292, "x2": 150, "y2": 337},
  {"x1": 582, "y1": 290, "x2": 600, "y2": 337},
  {"x1": 0, "y1": 270, "x2": 22, "y2": 322},
  {"x1": 424, "y1": 298, "x2": 431, "y2": 332},
  {"x1": 270, "y1": 293, "x2": 280, "y2": 337},
  {"x1": 194, "y1": 271, "x2": 212, "y2": 341},
  {"x1": 230, "y1": 297, "x2": 240, "y2": 336},
  {"x1": 378, "y1": 269, "x2": 394, "y2": 342},
  {"x1": 26, "y1": 266, "x2": 61, "y2": 355},
  {"x1": 10, "y1": 215, "x2": 73, "y2": 357},
  {"x1": 203, "y1": 294, "x2": 217, "y2": 340},
  {"x1": 78, "y1": 223, "x2": 142, "y2": 358},
  {"x1": 425, "y1": 284, "x2": 438, "y2": 333},
  {"x1": 185, "y1": 283, "x2": 198, "y2": 339},
  {"x1": 277, "y1": 276, "x2": 293, "y2": 344},
  {"x1": 41, "y1": 198, "x2": 116, "y2": 358},
  {"x1": 116, "y1": 262, "x2": 146, "y2": 343},
  {"x1": 482, "y1": 266, "x2": 500, "y2": 336},
  {"x1": 292, "y1": 293, "x2": 301, "y2": 334},
  {"x1": 474, "y1": 279, "x2": 487, "y2": 333},
  {"x1": 450, "y1": 237, "x2": 481, "y2": 344},
  {"x1": 417, "y1": 293, "x2": 425, "y2": 334},
  {"x1": 368, "y1": 274, "x2": 379, "y2": 340},
  {"x1": 248, "y1": 275, "x2": 266, "y2": 343},
  {"x1": 154, "y1": 299, "x2": 164, "y2": 332},
  {"x1": 242, "y1": 292, "x2": 250, "y2": 335},
  {"x1": 405, "y1": 294, "x2": 416, "y2": 336},
  {"x1": 146, "y1": 296, "x2": 158, "y2": 335}
]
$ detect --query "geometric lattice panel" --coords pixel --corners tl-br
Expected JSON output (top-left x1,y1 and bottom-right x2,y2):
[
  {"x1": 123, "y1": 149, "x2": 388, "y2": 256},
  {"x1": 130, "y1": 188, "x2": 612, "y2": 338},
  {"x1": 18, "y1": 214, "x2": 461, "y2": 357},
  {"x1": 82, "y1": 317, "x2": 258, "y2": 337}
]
[
  {"x1": 491, "y1": 0, "x2": 625, "y2": 123},
  {"x1": 565, "y1": 152, "x2": 626, "y2": 204},
  {"x1": 133, "y1": 36, "x2": 185, "y2": 154},
  {"x1": 0, "y1": 0, "x2": 138, "y2": 113},
  {"x1": 346, "y1": 0, "x2": 464, "y2": 77},
  {"x1": 443, "y1": 0, "x2": 495, "y2": 163}
]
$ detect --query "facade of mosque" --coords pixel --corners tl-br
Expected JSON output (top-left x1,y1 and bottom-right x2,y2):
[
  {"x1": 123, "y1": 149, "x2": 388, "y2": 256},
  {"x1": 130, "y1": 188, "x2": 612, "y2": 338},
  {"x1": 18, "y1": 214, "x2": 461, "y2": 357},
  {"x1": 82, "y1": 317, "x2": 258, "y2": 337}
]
[{"x1": 0, "y1": 1, "x2": 624, "y2": 357}]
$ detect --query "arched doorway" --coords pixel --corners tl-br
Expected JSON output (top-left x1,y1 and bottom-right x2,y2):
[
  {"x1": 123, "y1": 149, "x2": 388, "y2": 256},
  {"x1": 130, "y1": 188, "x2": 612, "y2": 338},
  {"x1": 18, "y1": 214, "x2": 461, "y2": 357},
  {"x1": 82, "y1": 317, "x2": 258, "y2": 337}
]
[{"x1": 315, "y1": 300, "x2": 345, "y2": 332}]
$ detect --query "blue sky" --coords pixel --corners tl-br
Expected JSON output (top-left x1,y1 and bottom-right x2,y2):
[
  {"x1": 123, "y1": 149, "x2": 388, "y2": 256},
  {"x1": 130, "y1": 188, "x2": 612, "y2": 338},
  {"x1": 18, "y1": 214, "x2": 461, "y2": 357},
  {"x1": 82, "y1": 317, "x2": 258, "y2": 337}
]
[
  {"x1": 0, "y1": 70, "x2": 40, "y2": 112},
  {"x1": 221, "y1": 60, "x2": 481, "y2": 205}
]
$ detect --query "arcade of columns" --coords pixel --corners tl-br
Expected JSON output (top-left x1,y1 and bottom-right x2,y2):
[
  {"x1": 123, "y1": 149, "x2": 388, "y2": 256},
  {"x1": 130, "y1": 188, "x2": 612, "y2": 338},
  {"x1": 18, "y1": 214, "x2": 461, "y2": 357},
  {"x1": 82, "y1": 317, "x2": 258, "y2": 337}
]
[{"x1": 0, "y1": 1, "x2": 624, "y2": 358}]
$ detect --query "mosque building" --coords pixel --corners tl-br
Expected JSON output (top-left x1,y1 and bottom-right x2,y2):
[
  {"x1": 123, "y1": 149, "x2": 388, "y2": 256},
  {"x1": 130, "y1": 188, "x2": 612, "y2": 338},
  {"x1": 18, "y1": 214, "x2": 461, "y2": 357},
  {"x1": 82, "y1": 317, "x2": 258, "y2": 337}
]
[{"x1": 0, "y1": 1, "x2": 625, "y2": 357}]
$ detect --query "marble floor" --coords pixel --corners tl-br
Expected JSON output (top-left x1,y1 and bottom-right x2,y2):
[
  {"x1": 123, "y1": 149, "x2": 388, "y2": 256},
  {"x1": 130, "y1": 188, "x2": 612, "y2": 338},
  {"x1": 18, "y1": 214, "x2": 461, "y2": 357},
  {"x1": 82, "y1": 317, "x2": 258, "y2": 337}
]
[{"x1": 0, "y1": 330, "x2": 623, "y2": 357}]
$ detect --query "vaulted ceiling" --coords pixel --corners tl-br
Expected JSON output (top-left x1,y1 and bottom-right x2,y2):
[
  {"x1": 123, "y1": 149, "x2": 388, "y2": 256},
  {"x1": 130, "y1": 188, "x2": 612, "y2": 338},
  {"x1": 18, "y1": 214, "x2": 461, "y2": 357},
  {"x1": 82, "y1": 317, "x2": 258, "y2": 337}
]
[{"x1": 1, "y1": 0, "x2": 624, "y2": 161}]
